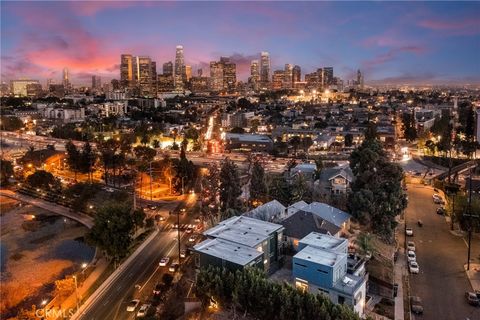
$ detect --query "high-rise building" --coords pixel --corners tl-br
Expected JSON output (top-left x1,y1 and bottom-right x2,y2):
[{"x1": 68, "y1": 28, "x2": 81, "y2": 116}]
[
  {"x1": 62, "y1": 68, "x2": 70, "y2": 90},
  {"x1": 305, "y1": 72, "x2": 320, "y2": 90},
  {"x1": 135, "y1": 56, "x2": 157, "y2": 97},
  {"x1": 293, "y1": 65, "x2": 301, "y2": 86},
  {"x1": 11, "y1": 79, "x2": 40, "y2": 97},
  {"x1": 174, "y1": 45, "x2": 185, "y2": 90},
  {"x1": 157, "y1": 74, "x2": 174, "y2": 92},
  {"x1": 323, "y1": 67, "x2": 334, "y2": 86},
  {"x1": 120, "y1": 54, "x2": 134, "y2": 88},
  {"x1": 249, "y1": 60, "x2": 260, "y2": 90},
  {"x1": 220, "y1": 57, "x2": 236, "y2": 92},
  {"x1": 209, "y1": 61, "x2": 224, "y2": 92},
  {"x1": 163, "y1": 61, "x2": 173, "y2": 76},
  {"x1": 190, "y1": 76, "x2": 209, "y2": 93},
  {"x1": 197, "y1": 69, "x2": 203, "y2": 77},
  {"x1": 91, "y1": 75, "x2": 101, "y2": 90},
  {"x1": 184, "y1": 65, "x2": 192, "y2": 82},
  {"x1": 260, "y1": 52, "x2": 271, "y2": 89},
  {"x1": 357, "y1": 69, "x2": 364, "y2": 89},
  {"x1": 272, "y1": 70, "x2": 285, "y2": 90},
  {"x1": 283, "y1": 64, "x2": 293, "y2": 89}
]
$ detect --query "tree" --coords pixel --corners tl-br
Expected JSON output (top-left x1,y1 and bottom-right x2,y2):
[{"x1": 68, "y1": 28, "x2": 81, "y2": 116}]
[
  {"x1": 401, "y1": 111, "x2": 417, "y2": 142},
  {"x1": 26, "y1": 170, "x2": 60, "y2": 191},
  {"x1": 201, "y1": 163, "x2": 221, "y2": 225},
  {"x1": 132, "y1": 208, "x2": 146, "y2": 233},
  {"x1": 313, "y1": 158, "x2": 323, "y2": 180},
  {"x1": 0, "y1": 116, "x2": 23, "y2": 131},
  {"x1": 230, "y1": 127, "x2": 245, "y2": 134},
  {"x1": 79, "y1": 141, "x2": 96, "y2": 182},
  {"x1": 219, "y1": 158, "x2": 242, "y2": 215},
  {"x1": 86, "y1": 203, "x2": 135, "y2": 265},
  {"x1": 288, "y1": 136, "x2": 301, "y2": 155},
  {"x1": 0, "y1": 159, "x2": 14, "y2": 185},
  {"x1": 65, "y1": 140, "x2": 81, "y2": 180},
  {"x1": 344, "y1": 133, "x2": 354, "y2": 147},
  {"x1": 267, "y1": 174, "x2": 292, "y2": 206},
  {"x1": 291, "y1": 174, "x2": 312, "y2": 203},
  {"x1": 54, "y1": 277, "x2": 75, "y2": 302},
  {"x1": 301, "y1": 137, "x2": 313, "y2": 153},
  {"x1": 348, "y1": 128, "x2": 407, "y2": 242},
  {"x1": 356, "y1": 232, "x2": 374, "y2": 258},
  {"x1": 250, "y1": 160, "x2": 267, "y2": 206}
]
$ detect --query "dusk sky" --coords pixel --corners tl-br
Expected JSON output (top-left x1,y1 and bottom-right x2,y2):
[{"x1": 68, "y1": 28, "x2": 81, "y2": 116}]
[{"x1": 1, "y1": 1, "x2": 479, "y2": 86}]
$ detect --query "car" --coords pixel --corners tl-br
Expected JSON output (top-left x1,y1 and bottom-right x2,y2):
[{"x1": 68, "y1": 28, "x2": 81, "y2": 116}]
[
  {"x1": 153, "y1": 283, "x2": 162, "y2": 295},
  {"x1": 407, "y1": 250, "x2": 416, "y2": 262},
  {"x1": 188, "y1": 235, "x2": 198, "y2": 243},
  {"x1": 180, "y1": 208, "x2": 186, "y2": 215},
  {"x1": 410, "y1": 296, "x2": 424, "y2": 314},
  {"x1": 137, "y1": 303, "x2": 151, "y2": 317},
  {"x1": 186, "y1": 226, "x2": 193, "y2": 234},
  {"x1": 437, "y1": 207, "x2": 445, "y2": 215},
  {"x1": 150, "y1": 206, "x2": 157, "y2": 210},
  {"x1": 103, "y1": 187, "x2": 115, "y2": 193},
  {"x1": 465, "y1": 292, "x2": 480, "y2": 306},
  {"x1": 155, "y1": 214, "x2": 166, "y2": 222},
  {"x1": 159, "y1": 257, "x2": 170, "y2": 267},
  {"x1": 126, "y1": 299, "x2": 140, "y2": 312},
  {"x1": 409, "y1": 261, "x2": 419, "y2": 274},
  {"x1": 407, "y1": 241, "x2": 416, "y2": 252},
  {"x1": 169, "y1": 262, "x2": 179, "y2": 273},
  {"x1": 180, "y1": 249, "x2": 187, "y2": 258},
  {"x1": 406, "y1": 227, "x2": 414, "y2": 236}
]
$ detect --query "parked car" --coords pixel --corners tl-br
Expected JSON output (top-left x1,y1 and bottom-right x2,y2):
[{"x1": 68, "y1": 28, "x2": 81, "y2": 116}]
[
  {"x1": 159, "y1": 257, "x2": 170, "y2": 267},
  {"x1": 153, "y1": 283, "x2": 162, "y2": 295},
  {"x1": 126, "y1": 299, "x2": 140, "y2": 312},
  {"x1": 406, "y1": 227, "x2": 414, "y2": 236},
  {"x1": 169, "y1": 262, "x2": 179, "y2": 273},
  {"x1": 465, "y1": 292, "x2": 480, "y2": 306},
  {"x1": 180, "y1": 249, "x2": 187, "y2": 258},
  {"x1": 137, "y1": 304, "x2": 151, "y2": 317},
  {"x1": 407, "y1": 250, "x2": 416, "y2": 262},
  {"x1": 410, "y1": 296, "x2": 424, "y2": 314},
  {"x1": 189, "y1": 234, "x2": 198, "y2": 243},
  {"x1": 407, "y1": 241, "x2": 416, "y2": 252},
  {"x1": 409, "y1": 261, "x2": 419, "y2": 274}
]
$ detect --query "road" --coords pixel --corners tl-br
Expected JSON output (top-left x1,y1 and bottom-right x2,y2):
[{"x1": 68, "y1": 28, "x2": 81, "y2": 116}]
[
  {"x1": 406, "y1": 184, "x2": 480, "y2": 320},
  {"x1": 77, "y1": 195, "x2": 198, "y2": 320}
]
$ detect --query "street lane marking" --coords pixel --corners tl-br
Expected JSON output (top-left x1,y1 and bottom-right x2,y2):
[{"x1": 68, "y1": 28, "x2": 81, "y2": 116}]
[{"x1": 139, "y1": 265, "x2": 160, "y2": 292}]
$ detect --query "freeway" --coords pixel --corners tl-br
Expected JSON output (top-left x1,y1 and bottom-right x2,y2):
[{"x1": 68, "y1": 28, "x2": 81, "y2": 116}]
[
  {"x1": 405, "y1": 184, "x2": 480, "y2": 320},
  {"x1": 77, "y1": 196, "x2": 198, "y2": 320}
]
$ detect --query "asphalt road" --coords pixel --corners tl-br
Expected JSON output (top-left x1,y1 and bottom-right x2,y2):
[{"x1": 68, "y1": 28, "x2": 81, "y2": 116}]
[
  {"x1": 406, "y1": 184, "x2": 480, "y2": 320},
  {"x1": 78, "y1": 198, "x2": 198, "y2": 320}
]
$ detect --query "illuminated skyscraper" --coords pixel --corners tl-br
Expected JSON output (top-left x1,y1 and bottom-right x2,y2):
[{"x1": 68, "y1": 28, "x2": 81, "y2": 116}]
[
  {"x1": 184, "y1": 65, "x2": 192, "y2": 82},
  {"x1": 250, "y1": 60, "x2": 260, "y2": 90},
  {"x1": 292, "y1": 65, "x2": 301, "y2": 86},
  {"x1": 134, "y1": 56, "x2": 157, "y2": 97},
  {"x1": 174, "y1": 45, "x2": 185, "y2": 90},
  {"x1": 283, "y1": 64, "x2": 293, "y2": 89},
  {"x1": 220, "y1": 57, "x2": 236, "y2": 92},
  {"x1": 323, "y1": 67, "x2": 333, "y2": 86},
  {"x1": 62, "y1": 68, "x2": 70, "y2": 90},
  {"x1": 163, "y1": 61, "x2": 173, "y2": 76},
  {"x1": 260, "y1": 52, "x2": 270, "y2": 89},
  {"x1": 120, "y1": 54, "x2": 134, "y2": 88},
  {"x1": 209, "y1": 61, "x2": 223, "y2": 92},
  {"x1": 272, "y1": 70, "x2": 284, "y2": 90},
  {"x1": 91, "y1": 75, "x2": 101, "y2": 90},
  {"x1": 357, "y1": 69, "x2": 364, "y2": 89}
]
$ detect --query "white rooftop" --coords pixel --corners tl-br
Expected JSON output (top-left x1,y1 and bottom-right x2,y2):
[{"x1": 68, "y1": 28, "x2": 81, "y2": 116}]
[
  {"x1": 294, "y1": 245, "x2": 346, "y2": 267},
  {"x1": 204, "y1": 216, "x2": 283, "y2": 247},
  {"x1": 225, "y1": 133, "x2": 272, "y2": 143},
  {"x1": 299, "y1": 232, "x2": 347, "y2": 253},
  {"x1": 194, "y1": 238, "x2": 262, "y2": 266}
]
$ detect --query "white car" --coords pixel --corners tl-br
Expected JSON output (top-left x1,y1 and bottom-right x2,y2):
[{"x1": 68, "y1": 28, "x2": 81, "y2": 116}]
[
  {"x1": 409, "y1": 261, "x2": 420, "y2": 274},
  {"x1": 126, "y1": 299, "x2": 140, "y2": 312},
  {"x1": 159, "y1": 257, "x2": 170, "y2": 267},
  {"x1": 407, "y1": 241, "x2": 416, "y2": 252},
  {"x1": 137, "y1": 304, "x2": 150, "y2": 317},
  {"x1": 406, "y1": 228, "x2": 414, "y2": 236},
  {"x1": 188, "y1": 235, "x2": 198, "y2": 243},
  {"x1": 407, "y1": 250, "x2": 416, "y2": 262}
]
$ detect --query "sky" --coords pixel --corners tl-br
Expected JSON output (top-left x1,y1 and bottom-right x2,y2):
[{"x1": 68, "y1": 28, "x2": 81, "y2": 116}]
[{"x1": 1, "y1": 1, "x2": 480, "y2": 86}]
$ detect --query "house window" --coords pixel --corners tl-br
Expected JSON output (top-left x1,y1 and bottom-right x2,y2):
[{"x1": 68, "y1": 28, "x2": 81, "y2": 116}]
[
  {"x1": 338, "y1": 296, "x2": 345, "y2": 305},
  {"x1": 295, "y1": 279, "x2": 309, "y2": 292}
]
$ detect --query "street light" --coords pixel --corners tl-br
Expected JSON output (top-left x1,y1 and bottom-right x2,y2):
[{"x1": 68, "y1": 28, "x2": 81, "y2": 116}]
[
  {"x1": 41, "y1": 299, "x2": 48, "y2": 306},
  {"x1": 72, "y1": 275, "x2": 80, "y2": 311}
]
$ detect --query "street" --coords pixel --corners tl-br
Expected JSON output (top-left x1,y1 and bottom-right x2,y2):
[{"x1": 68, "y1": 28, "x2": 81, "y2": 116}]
[
  {"x1": 406, "y1": 184, "x2": 480, "y2": 320},
  {"x1": 77, "y1": 197, "x2": 199, "y2": 320}
]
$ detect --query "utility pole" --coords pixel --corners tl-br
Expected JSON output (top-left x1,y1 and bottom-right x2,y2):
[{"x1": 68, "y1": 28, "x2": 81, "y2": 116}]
[
  {"x1": 149, "y1": 161, "x2": 153, "y2": 201},
  {"x1": 465, "y1": 166, "x2": 476, "y2": 271}
]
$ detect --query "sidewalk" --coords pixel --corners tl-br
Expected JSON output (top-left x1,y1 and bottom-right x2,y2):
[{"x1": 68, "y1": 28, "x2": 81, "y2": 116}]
[
  {"x1": 465, "y1": 263, "x2": 480, "y2": 292},
  {"x1": 394, "y1": 220, "x2": 406, "y2": 320}
]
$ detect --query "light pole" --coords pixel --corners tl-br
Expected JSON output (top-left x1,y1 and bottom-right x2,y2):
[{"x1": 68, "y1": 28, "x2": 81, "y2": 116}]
[{"x1": 72, "y1": 275, "x2": 80, "y2": 311}]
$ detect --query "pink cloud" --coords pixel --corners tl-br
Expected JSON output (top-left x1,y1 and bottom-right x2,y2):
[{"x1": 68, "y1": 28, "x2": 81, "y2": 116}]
[
  {"x1": 418, "y1": 18, "x2": 480, "y2": 35},
  {"x1": 363, "y1": 46, "x2": 426, "y2": 69}
]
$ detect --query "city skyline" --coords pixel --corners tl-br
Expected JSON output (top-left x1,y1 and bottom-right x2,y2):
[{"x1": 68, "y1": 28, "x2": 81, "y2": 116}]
[{"x1": 1, "y1": 1, "x2": 480, "y2": 86}]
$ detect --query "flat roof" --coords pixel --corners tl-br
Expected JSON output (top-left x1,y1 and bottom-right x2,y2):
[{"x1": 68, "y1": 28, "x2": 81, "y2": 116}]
[
  {"x1": 193, "y1": 238, "x2": 263, "y2": 266},
  {"x1": 225, "y1": 133, "x2": 272, "y2": 143},
  {"x1": 204, "y1": 216, "x2": 283, "y2": 248},
  {"x1": 299, "y1": 232, "x2": 347, "y2": 253},
  {"x1": 294, "y1": 245, "x2": 346, "y2": 267}
]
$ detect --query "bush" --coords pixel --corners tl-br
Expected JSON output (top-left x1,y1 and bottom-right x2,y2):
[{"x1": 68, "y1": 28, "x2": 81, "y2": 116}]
[{"x1": 162, "y1": 273, "x2": 174, "y2": 287}]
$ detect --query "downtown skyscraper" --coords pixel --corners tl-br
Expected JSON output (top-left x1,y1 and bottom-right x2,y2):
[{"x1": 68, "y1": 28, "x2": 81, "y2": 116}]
[
  {"x1": 120, "y1": 54, "x2": 134, "y2": 88},
  {"x1": 249, "y1": 60, "x2": 260, "y2": 90},
  {"x1": 260, "y1": 51, "x2": 271, "y2": 90},
  {"x1": 174, "y1": 45, "x2": 185, "y2": 90}
]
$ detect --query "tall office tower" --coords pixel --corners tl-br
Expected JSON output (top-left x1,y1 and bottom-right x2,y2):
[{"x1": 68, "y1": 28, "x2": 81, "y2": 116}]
[
  {"x1": 220, "y1": 57, "x2": 236, "y2": 92},
  {"x1": 151, "y1": 61, "x2": 157, "y2": 94},
  {"x1": 260, "y1": 51, "x2": 271, "y2": 89},
  {"x1": 157, "y1": 74, "x2": 175, "y2": 92},
  {"x1": 316, "y1": 68, "x2": 324, "y2": 88},
  {"x1": 11, "y1": 79, "x2": 40, "y2": 97},
  {"x1": 209, "y1": 61, "x2": 224, "y2": 92},
  {"x1": 135, "y1": 56, "x2": 156, "y2": 97},
  {"x1": 184, "y1": 65, "x2": 192, "y2": 82},
  {"x1": 283, "y1": 64, "x2": 293, "y2": 89},
  {"x1": 357, "y1": 69, "x2": 364, "y2": 89},
  {"x1": 272, "y1": 70, "x2": 285, "y2": 90},
  {"x1": 62, "y1": 68, "x2": 70, "y2": 90},
  {"x1": 197, "y1": 68, "x2": 203, "y2": 77},
  {"x1": 163, "y1": 61, "x2": 173, "y2": 76},
  {"x1": 120, "y1": 54, "x2": 134, "y2": 88},
  {"x1": 174, "y1": 45, "x2": 185, "y2": 90},
  {"x1": 91, "y1": 75, "x2": 101, "y2": 89},
  {"x1": 305, "y1": 72, "x2": 320, "y2": 90},
  {"x1": 250, "y1": 60, "x2": 260, "y2": 90},
  {"x1": 292, "y1": 65, "x2": 301, "y2": 86},
  {"x1": 323, "y1": 67, "x2": 333, "y2": 86},
  {"x1": 46, "y1": 78, "x2": 55, "y2": 89}
]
